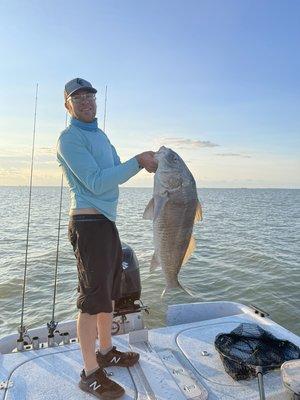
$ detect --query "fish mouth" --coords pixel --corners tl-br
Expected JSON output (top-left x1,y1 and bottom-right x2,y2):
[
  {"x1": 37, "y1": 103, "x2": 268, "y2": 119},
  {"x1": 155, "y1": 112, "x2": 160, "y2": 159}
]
[{"x1": 154, "y1": 146, "x2": 168, "y2": 161}]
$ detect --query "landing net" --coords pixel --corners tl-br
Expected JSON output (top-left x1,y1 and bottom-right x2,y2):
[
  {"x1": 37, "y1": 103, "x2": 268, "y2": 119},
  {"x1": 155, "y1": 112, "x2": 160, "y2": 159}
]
[{"x1": 214, "y1": 323, "x2": 300, "y2": 380}]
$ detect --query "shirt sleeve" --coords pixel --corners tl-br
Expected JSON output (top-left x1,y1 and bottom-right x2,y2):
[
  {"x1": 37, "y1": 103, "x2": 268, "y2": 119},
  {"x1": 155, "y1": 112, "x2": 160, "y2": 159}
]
[
  {"x1": 57, "y1": 133, "x2": 140, "y2": 195},
  {"x1": 111, "y1": 144, "x2": 121, "y2": 166}
]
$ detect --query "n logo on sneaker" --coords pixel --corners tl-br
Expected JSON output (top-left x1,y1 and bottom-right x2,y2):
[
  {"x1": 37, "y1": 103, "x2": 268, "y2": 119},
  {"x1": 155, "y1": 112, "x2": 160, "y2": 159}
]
[
  {"x1": 110, "y1": 356, "x2": 121, "y2": 364},
  {"x1": 90, "y1": 380, "x2": 101, "y2": 390}
]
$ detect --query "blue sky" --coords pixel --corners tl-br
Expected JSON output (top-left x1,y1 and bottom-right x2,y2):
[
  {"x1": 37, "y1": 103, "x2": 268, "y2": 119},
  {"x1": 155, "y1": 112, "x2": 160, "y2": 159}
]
[{"x1": 0, "y1": 0, "x2": 299, "y2": 187}]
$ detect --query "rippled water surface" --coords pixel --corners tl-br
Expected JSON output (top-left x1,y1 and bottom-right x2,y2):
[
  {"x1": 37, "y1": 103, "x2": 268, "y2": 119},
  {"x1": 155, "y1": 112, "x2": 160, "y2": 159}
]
[{"x1": 0, "y1": 187, "x2": 299, "y2": 337}]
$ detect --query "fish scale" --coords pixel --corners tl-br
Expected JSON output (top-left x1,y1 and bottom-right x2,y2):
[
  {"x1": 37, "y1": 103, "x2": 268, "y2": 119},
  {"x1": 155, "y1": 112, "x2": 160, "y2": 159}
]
[
  {"x1": 143, "y1": 146, "x2": 202, "y2": 295},
  {"x1": 155, "y1": 194, "x2": 197, "y2": 285}
]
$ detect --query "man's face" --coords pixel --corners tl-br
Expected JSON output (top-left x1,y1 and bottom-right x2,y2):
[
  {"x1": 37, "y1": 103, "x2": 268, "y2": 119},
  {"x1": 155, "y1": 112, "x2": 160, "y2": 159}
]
[{"x1": 65, "y1": 89, "x2": 97, "y2": 123}]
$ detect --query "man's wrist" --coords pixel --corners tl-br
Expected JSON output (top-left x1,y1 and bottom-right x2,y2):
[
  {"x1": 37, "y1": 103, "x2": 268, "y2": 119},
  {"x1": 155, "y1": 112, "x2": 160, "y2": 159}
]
[{"x1": 135, "y1": 156, "x2": 144, "y2": 169}]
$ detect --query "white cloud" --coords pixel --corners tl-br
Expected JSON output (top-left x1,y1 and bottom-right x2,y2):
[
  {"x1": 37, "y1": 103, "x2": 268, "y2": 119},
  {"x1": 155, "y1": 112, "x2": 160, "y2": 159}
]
[
  {"x1": 0, "y1": 167, "x2": 23, "y2": 177},
  {"x1": 36, "y1": 147, "x2": 56, "y2": 155},
  {"x1": 0, "y1": 146, "x2": 60, "y2": 185},
  {"x1": 216, "y1": 153, "x2": 251, "y2": 158},
  {"x1": 154, "y1": 137, "x2": 219, "y2": 149},
  {"x1": 0, "y1": 146, "x2": 56, "y2": 159}
]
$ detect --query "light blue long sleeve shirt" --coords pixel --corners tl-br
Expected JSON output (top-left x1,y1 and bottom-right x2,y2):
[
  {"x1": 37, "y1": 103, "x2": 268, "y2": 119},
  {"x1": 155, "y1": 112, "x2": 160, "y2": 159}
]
[{"x1": 56, "y1": 117, "x2": 140, "y2": 221}]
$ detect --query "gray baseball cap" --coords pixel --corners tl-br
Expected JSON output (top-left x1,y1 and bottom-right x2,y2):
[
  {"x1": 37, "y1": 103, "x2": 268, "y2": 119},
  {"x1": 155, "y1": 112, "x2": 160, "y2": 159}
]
[{"x1": 64, "y1": 78, "x2": 97, "y2": 99}]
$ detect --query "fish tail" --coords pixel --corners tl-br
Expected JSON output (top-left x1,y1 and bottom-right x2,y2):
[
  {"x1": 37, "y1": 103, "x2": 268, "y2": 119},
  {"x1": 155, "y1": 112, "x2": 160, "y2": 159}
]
[
  {"x1": 161, "y1": 281, "x2": 196, "y2": 298},
  {"x1": 161, "y1": 284, "x2": 177, "y2": 298},
  {"x1": 178, "y1": 282, "x2": 196, "y2": 297}
]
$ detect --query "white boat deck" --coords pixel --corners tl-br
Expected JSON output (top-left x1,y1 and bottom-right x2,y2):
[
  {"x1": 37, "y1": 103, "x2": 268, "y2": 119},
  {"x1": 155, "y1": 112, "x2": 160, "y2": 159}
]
[{"x1": 1, "y1": 302, "x2": 299, "y2": 399}]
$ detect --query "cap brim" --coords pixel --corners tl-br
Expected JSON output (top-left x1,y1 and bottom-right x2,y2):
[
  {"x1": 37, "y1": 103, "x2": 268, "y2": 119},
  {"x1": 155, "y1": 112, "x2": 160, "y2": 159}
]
[{"x1": 67, "y1": 87, "x2": 97, "y2": 98}]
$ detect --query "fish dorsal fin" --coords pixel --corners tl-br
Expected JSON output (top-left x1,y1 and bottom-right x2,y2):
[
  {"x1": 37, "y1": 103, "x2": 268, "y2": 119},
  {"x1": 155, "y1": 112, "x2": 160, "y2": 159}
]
[
  {"x1": 194, "y1": 200, "x2": 202, "y2": 222},
  {"x1": 150, "y1": 252, "x2": 160, "y2": 272},
  {"x1": 182, "y1": 235, "x2": 196, "y2": 266},
  {"x1": 143, "y1": 198, "x2": 154, "y2": 220}
]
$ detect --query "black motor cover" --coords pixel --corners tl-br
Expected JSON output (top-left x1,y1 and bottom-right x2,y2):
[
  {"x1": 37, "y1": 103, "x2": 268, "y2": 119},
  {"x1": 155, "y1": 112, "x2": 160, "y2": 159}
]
[{"x1": 115, "y1": 243, "x2": 141, "y2": 311}]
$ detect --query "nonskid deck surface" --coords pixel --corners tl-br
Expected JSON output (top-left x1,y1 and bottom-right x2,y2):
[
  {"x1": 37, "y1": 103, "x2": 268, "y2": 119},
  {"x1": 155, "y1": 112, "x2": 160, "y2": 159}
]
[
  {"x1": 0, "y1": 342, "x2": 138, "y2": 400},
  {"x1": 1, "y1": 313, "x2": 299, "y2": 400}
]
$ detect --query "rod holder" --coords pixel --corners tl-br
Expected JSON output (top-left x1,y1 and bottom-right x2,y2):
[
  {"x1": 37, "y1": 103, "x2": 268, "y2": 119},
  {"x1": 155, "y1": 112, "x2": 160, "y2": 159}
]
[
  {"x1": 63, "y1": 332, "x2": 70, "y2": 345},
  {"x1": 48, "y1": 334, "x2": 57, "y2": 347},
  {"x1": 32, "y1": 336, "x2": 39, "y2": 350},
  {"x1": 16, "y1": 339, "x2": 24, "y2": 352}
]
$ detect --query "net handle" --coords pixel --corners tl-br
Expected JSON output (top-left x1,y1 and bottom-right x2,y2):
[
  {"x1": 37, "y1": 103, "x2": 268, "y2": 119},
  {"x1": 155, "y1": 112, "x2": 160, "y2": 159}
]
[{"x1": 256, "y1": 367, "x2": 266, "y2": 400}]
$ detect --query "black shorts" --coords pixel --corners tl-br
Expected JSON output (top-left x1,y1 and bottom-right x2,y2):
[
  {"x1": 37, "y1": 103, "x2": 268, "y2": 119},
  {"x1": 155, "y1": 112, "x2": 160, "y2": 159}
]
[{"x1": 68, "y1": 214, "x2": 123, "y2": 314}]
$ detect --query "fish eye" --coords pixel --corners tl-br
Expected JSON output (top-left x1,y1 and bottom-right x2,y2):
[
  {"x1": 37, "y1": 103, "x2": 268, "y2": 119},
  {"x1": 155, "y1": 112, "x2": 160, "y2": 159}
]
[{"x1": 169, "y1": 153, "x2": 179, "y2": 162}]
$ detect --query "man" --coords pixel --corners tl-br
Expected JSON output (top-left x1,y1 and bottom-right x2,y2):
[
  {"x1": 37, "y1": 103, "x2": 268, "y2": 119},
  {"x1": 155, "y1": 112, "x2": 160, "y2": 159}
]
[{"x1": 56, "y1": 78, "x2": 157, "y2": 399}]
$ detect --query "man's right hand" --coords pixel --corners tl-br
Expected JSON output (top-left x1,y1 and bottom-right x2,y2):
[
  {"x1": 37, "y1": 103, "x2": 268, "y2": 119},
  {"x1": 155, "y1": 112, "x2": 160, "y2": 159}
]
[{"x1": 135, "y1": 151, "x2": 158, "y2": 173}]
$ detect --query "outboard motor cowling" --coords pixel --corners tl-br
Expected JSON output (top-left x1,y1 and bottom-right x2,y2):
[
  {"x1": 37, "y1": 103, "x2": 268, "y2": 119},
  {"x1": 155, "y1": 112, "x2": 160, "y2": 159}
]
[{"x1": 114, "y1": 243, "x2": 141, "y2": 313}]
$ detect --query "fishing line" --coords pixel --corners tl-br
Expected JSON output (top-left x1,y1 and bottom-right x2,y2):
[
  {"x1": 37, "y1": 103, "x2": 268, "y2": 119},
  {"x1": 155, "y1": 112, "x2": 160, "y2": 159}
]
[
  {"x1": 47, "y1": 112, "x2": 68, "y2": 336},
  {"x1": 103, "y1": 84, "x2": 108, "y2": 132},
  {"x1": 18, "y1": 83, "x2": 39, "y2": 344}
]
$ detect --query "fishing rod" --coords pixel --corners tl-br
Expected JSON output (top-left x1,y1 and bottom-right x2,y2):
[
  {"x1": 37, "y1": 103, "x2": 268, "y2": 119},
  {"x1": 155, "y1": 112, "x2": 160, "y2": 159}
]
[
  {"x1": 46, "y1": 174, "x2": 63, "y2": 340},
  {"x1": 17, "y1": 83, "x2": 39, "y2": 350},
  {"x1": 103, "y1": 84, "x2": 108, "y2": 132},
  {"x1": 47, "y1": 112, "x2": 68, "y2": 343}
]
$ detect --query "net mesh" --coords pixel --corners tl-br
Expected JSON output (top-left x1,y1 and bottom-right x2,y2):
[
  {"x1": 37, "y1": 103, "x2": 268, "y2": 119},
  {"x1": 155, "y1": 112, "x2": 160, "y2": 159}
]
[{"x1": 214, "y1": 323, "x2": 300, "y2": 380}]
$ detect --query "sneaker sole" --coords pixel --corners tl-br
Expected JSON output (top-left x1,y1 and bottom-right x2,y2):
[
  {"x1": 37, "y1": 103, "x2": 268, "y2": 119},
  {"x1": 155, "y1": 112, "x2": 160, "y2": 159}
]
[{"x1": 78, "y1": 381, "x2": 125, "y2": 399}]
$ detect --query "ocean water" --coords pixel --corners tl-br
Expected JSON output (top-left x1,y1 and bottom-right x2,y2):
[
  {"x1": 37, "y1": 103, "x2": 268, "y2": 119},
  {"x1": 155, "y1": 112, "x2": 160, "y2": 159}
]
[{"x1": 0, "y1": 187, "x2": 299, "y2": 337}]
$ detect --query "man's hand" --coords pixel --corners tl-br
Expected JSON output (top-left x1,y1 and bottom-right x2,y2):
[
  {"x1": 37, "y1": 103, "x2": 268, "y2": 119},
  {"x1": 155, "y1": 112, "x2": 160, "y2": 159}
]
[{"x1": 135, "y1": 151, "x2": 158, "y2": 173}]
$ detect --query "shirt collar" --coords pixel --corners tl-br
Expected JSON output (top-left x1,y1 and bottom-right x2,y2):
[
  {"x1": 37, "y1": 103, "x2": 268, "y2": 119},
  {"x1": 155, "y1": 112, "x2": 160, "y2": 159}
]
[{"x1": 70, "y1": 117, "x2": 98, "y2": 131}]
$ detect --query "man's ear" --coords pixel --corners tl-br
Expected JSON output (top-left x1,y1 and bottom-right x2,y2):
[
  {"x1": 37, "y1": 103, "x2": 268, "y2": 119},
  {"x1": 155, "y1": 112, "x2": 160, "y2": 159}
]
[{"x1": 65, "y1": 101, "x2": 72, "y2": 115}]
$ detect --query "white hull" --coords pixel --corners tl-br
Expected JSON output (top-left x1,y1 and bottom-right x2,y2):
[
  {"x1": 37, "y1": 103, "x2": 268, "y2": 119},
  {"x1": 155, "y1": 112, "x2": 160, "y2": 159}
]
[{"x1": 0, "y1": 301, "x2": 299, "y2": 399}]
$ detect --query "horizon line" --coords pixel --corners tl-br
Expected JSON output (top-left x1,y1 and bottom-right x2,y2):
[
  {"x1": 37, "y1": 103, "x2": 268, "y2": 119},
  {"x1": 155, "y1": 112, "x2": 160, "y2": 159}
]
[{"x1": 0, "y1": 185, "x2": 299, "y2": 190}]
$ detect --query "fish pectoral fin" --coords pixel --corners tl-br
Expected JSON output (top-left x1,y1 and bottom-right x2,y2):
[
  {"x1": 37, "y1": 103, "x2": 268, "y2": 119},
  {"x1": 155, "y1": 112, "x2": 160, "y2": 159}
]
[
  {"x1": 153, "y1": 194, "x2": 168, "y2": 221},
  {"x1": 143, "y1": 198, "x2": 154, "y2": 220},
  {"x1": 150, "y1": 252, "x2": 160, "y2": 272},
  {"x1": 182, "y1": 235, "x2": 196, "y2": 265},
  {"x1": 194, "y1": 200, "x2": 203, "y2": 222}
]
